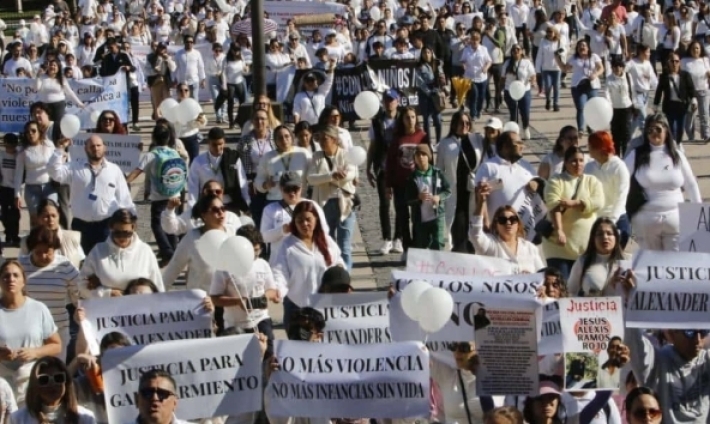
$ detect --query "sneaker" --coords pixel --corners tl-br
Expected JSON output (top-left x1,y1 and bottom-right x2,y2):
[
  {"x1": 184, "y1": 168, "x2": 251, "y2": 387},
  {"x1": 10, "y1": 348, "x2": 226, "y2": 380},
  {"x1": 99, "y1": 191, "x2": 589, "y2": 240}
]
[
  {"x1": 131, "y1": 125, "x2": 140, "y2": 132},
  {"x1": 391, "y1": 239, "x2": 404, "y2": 253},
  {"x1": 523, "y1": 128, "x2": 531, "y2": 140},
  {"x1": 379, "y1": 240, "x2": 393, "y2": 255},
  {"x1": 545, "y1": 100, "x2": 550, "y2": 111},
  {"x1": 553, "y1": 105, "x2": 560, "y2": 112}
]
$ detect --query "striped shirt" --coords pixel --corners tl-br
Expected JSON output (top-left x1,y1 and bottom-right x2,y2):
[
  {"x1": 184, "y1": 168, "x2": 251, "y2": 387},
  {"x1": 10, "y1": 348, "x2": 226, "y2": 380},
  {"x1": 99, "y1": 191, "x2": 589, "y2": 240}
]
[
  {"x1": 0, "y1": 151, "x2": 16, "y2": 189},
  {"x1": 19, "y1": 254, "x2": 80, "y2": 330}
]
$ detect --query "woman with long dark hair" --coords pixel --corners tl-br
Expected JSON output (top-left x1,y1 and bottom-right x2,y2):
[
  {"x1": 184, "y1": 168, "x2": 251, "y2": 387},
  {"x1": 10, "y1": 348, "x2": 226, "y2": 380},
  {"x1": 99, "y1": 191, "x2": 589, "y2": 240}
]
[
  {"x1": 625, "y1": 387, "x2": 662, "y2": 424},
  {"x1": 538, "y1": 126, "x2": 582, "y2": 180},
  {"x1": 317, "y1": 105, "x2": 353, "y2": 150},
  {"x1": 653, "y1": 51, "x2": 696, "y2": 143},
  {"x1": 93, "y1": 110, "x2": 127, "y2": 135},
  {"x1": 555, "y1": 39, "x2": 604, "y2": 133},
  {"x1": 625, "y1": 113, "x2": 701, "y2": 251},
  {"x1": 15, "y1": 121, "x2": 58, "y2": 227},
  {"x1": 680, "y1": 40, "x2": 709, "y2": 141},
  {"x1": 217, "y1": 42, "x2": 249, "y2": 129},
  {"x1": 522, "y1": 382, "x2": 564, "y2": 424},
  {"x1": 272, "y1": 201, "x2": 343, "y2": 333},
  {"x1": 35, "y1": 59, "x2": 85, "y2": 124},
  {"x1": 567, "y1": 217, "x2": 629, "y2": 297},
  {"x1": 503, "y1": 44, "x2": 536, "y2": 140},
  {"x1": 415, "y1": 46, "x2": 444, "y2": 144}
]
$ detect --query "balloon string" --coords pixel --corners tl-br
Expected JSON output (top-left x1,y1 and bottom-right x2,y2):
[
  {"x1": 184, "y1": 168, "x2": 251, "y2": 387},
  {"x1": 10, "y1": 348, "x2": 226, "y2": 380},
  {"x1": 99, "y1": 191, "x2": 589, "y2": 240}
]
[{"x1": 423, "y1": 333, "x2": 429, "y2": 344}]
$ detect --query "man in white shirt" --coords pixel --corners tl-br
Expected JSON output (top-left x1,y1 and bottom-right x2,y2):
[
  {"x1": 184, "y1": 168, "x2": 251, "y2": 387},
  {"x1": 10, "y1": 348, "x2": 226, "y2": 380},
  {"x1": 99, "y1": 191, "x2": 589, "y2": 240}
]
[
  {"x1": 461, "y1": 32, "x2": 492, "y2": 120},
  {"x1": 212, "y1": 11, "x2": 230, "y2": 44},
  {"x1": 287, "y1": 34, "x2": 312, "y2": 68},
  {"x1": 293, "y1": 65, "x2": 335, "y2": 125},
  {"x1": 596, "y1": 336, "x2": 627, "y2": 389},
  {"x1": 47, "y1": 134, "x2": 135, "y2": 254},
  {"x1": 175, "y1": 35, "x2": 206, "y2": 101},
  {"x1": 205, "y1": 43, "x2": 226, "y2": 124},
  {"x1": 2, "y1": 42, "x2": 34, "y2": 77}
]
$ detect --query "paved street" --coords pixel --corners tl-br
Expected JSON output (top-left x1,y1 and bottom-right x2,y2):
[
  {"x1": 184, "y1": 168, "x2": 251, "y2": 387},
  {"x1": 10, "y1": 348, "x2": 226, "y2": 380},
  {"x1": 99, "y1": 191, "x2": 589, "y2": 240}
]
[{"x1": 5, "y1": 86, "x2": 710, "y2": 334}]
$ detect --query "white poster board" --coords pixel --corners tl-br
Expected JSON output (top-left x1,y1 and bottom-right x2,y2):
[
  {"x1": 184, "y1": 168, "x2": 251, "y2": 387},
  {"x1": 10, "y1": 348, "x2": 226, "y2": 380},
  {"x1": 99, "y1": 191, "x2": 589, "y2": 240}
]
[
  {"x1": 311, "y1": 292, "x2": 391, "y2": 344},
  {"x1": 405, "y1": 248, "x2": 515, "y2": 276},
  {"x1": 69, "y1": 132, "x2": 142, "y2": 173},
  {"x1": 679, "y1": 203, "x2": 710, "y2": 252}
]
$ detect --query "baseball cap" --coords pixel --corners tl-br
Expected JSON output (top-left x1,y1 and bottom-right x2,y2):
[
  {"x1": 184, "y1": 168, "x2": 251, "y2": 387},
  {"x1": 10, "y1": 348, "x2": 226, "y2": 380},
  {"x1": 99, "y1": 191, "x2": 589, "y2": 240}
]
[
  {"x1": 320, "y1": 266, "x2": 352, "y2": 292},
  {"x1": 280, "y1": 171, "x2": 302, "y2": 188},
  {"x1": 484, "y1": 117, "x2": 502, "y2": 130},
  {"x1": 384, "y1": 88, "x2": 400, "y2": 101},
  {"x1": 538, "y1": 381, "x2": 561, "y2": 396}
]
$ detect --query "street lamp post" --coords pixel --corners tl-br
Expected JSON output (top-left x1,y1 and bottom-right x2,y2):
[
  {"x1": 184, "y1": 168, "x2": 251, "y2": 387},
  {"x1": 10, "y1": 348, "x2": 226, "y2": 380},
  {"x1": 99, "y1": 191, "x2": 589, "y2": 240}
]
[{"x1": 250, "y1": 0, "x2": 266, "y2": 99}]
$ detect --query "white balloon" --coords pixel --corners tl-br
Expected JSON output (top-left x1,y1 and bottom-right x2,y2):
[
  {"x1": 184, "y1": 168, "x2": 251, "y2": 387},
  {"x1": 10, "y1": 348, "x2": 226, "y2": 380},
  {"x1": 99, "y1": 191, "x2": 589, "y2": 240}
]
[
  {"x1": 353, "y1": 91, "x2": 380, "y2": 120},
  {"x1": 417, "y1": 287, "x2": 454, "y2": 333},
  {"x1": 90, "y1": 109, "x2": 101, "y2": 125},
  {"x1": 218, "y1": 236, "x2": 255, "y2": 278},
  {"x1": 345, "y1": 146, "x2": 367, "y2": 166},
  {"x1": 503, "y1": 121, "x2": 520, "y2": 134},
  {"x1": 159, "y1": 98, "x2": 179, "y2": 123},
  {"x1": 196, "y1": 230, "x2": 229, "y2": 269},
  {"x1": 583, "y1": 97, "x2": 613, "y2": 131},
  {"x1": 60, "y1": 115, "x2": 81, "y2": 139},
  {"x1": 240, "y1": 216, "x2": 255, "y2": 227},
  {"x1": 401, "y1": 280, "x2": 431, "y2": 322},
  {"x1": 508, "y1": 81, "x2": 526, "y2": 101},
  {"x1": 177, "y1": 98, "x2": 202, "y2": 123}
]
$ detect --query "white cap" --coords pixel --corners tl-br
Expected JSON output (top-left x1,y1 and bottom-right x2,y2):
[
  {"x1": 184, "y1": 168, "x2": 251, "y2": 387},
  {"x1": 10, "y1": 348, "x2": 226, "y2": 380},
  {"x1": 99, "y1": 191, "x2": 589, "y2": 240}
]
[
  {"x1": 19, "y1": 19, "x2": 25, "y2": 26},
  {"x1": 503, "y1": 121, "x2": 520, "y2": 134},
  {"x1": 484, "y1": 117, "x2": 502, "y2": 130}
]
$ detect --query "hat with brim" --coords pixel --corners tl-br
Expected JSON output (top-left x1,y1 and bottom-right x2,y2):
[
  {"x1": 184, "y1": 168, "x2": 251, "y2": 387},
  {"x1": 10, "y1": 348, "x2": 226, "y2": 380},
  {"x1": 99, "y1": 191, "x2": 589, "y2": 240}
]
[
  {"x1": 280, "y1": 171, "x2": 303, "y2": 188},
  {"x1": 538, "y1": 381, "x2": 561, "y2": 396}
]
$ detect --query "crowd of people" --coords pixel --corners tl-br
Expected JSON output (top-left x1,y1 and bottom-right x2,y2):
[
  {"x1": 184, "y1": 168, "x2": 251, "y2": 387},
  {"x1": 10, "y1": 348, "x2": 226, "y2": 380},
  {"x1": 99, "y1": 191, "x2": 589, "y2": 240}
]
[{"x1": 0, "y1": 0, "x2": 708, "y2": 422}]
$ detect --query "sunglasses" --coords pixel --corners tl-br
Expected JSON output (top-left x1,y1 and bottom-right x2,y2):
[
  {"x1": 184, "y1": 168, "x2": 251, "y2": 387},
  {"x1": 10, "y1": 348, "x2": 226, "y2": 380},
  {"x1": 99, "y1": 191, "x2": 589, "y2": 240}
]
[
  {"x1": 206, "y1": 189, "x2": 223, "y2": 196},
  {"x1": 209, "y1": 205, "x2": 226, "y2": 214},
  {"x1": 139, "y1": 387, "x2": 175, "y2": 401},
  {"x1": 37, "y1": 373, "x2": 66, "y2": 386},
  {"x1": 496, "y1": 215, "x2": 519, "y2": 225},
  {"x1": 646, "y1": 126, "x2": 664, "y2": 134},
  {"x1": 449, "y1": 342, "x2": 474, "y2": 353},
  {"x1": 683, "y1": 330, "x2": 710, "y2": 339},
  {"x1": 101, "y1": 116, "x2": 115, "y2": 122},
  {"x1": 112, "y1": 230, "x2": 134, "y2": 239},
  {"x1": 632, "y1": 408, "x2": 662, "y2": 420}
]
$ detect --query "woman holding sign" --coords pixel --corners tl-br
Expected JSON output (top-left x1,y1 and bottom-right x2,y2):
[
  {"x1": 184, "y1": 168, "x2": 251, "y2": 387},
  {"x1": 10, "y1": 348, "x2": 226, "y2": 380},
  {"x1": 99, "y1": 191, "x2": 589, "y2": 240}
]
[{"x1": 0, "y1": 260, "x2": 61, "y2": 405}]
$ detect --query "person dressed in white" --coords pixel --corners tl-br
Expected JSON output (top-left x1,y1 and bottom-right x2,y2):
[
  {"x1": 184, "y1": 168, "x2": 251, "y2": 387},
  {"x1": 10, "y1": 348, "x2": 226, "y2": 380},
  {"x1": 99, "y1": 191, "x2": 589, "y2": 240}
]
[
  {"x1": 286, "y1": 33, "x2": 311, "y2": 68},
  {"x1": 174, "y1": 34, "x2": 206, "y2": 101},
  {"x1": 79, "y1": 209, "x2": 164, "y2": 297},
  {"x1": 625, "y1": 113, "x2": 701, "y2": 251},
  {"x1": 260, "y1": 172, "x2": 328, "y2": 266},
  {"x1": 35, "y1": 59, "x2": 85, "y2": 124},
  {"x1": 20, "y1": 226, "x2": 80, "y2": 361},
  {"x1": 626, "y1": 44, "x2": 658, "y2": 135},
  {"x1": 255, "y1": 126, "x2": 310, "y2": 202},
  {"x1": 461, "y1": 31, "x2": 492, "y2": 120},
  {"x1": 502, "y1": 44, "x2": 537, "y2": 140},
  {"x1": 292, "y1": 64, "x2": 335, "y2": 125},
  {"x1": 162, "y1": 180, "x2": 241, "y2": 236},
  {"x1": 2, "y1": 43, "x2": 34, "y2": 77},
  {"x1": 681, "y1": 41, "x2": 710, "y2": 141},
  {"x1": 14, "y1": 121, "x2": 57, "y2": 226}
]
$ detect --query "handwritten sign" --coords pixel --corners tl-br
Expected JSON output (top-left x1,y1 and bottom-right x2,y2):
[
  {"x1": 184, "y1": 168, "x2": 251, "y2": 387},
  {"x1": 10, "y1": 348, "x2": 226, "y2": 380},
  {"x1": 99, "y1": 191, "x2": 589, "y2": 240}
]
[{"x1": 405, "y1": 248, "x2": 515, "y2": 276}]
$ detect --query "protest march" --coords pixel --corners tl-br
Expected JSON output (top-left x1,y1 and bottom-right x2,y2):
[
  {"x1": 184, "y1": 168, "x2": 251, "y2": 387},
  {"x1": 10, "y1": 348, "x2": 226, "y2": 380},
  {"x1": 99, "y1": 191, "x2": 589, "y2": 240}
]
[{"x1": 2, "y1": 0, "x2": 710, "y2": 423}]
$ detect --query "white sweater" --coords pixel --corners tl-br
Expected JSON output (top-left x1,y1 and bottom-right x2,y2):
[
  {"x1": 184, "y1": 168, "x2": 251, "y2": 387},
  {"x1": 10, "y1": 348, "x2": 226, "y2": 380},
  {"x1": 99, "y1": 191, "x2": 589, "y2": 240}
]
[
  {"x1": 222, "y1": 59, "x2": 246, "y2": 87},
  {"x1": 468, "y1": 216, "x2": 545, "y2": 274},
  {"x1": 568, "y1": 252, "x2": 631, "y2": 297},
  {"x1": 14, "y1": 141, "x2": 55, "y2": 193},
  {"x1": 272, "y1": 234, "x2": 344, "y2": 307},
  {"x1": 79, "y1": 235, "x2": 164, "y2": 297},
  {"x1": 625, "y1": 144, "x2": 701, "y2": 213},
  {"x1": 535, "y1": 38, "x2": 562, "y2": 73},
  {"x1": 35, "y1": 75, "x2": 84, "y2": 106},
  {"x1": 163, "y1": 228, "x2": 220, "y2": 292},
  {"x1": 584, "y1": 156, "x2": 629, "y2": 222}
]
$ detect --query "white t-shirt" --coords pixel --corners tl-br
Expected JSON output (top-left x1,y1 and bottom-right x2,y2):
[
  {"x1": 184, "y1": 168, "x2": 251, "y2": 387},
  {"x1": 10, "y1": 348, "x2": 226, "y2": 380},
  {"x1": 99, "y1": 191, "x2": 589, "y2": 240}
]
[
  {"x1": 210, "y1": 259, "x2": 276, "y2": 329},
  {"x1": 0, "y1": 298, "x2": 57, "y2": 372},
  {"x1": 569, "y1": 53, "x2": 603, "y2": 88}
]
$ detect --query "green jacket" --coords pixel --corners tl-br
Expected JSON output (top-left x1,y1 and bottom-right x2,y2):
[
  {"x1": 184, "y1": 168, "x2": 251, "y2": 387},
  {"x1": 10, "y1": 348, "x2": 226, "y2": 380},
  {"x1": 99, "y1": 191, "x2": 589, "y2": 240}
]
[{"x1": 405, "y1": 166, "x2": 451, "y2": 223}]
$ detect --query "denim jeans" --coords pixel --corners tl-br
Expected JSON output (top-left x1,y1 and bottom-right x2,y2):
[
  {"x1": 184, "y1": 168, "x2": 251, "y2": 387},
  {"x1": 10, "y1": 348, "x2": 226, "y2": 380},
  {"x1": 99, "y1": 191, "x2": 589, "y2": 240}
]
[
  {"x1": 467, "y1": 80, "x2": 488, "y2": 119},
  {"x1": 208, "y1": 75, "x2": 225, "y2": 121},
  {"x1": 24, "y1": 183, "x2": 58, "y2": 216},
  {"x1": 323, "y1": 198, "x2": 355, "y2": 270},
  {"x1": 542, "y1": 70, "x2": 561, "y2": 107},
  {"x1": 503, "y1": 89, "x2": 532, "y2": 128},
  {"x1": 151, "y1": 199, "x2": 178, "y2": 260},
  {"x1": 187, "y1": 83, "x2": 200, "y2": 102},
  {"x1": 617, "y1": 214, "x2": 631, "y2": 250},
  {"x1": 180, "y1": 133, "x2": 201, "y2": 165},
  {"x1": 546, "y1": 257, "x2": 576, "y2": 282},
  {"x1": 375, "y1": 171, "x2": 398, "y2": 241},
  {"x1": 571, "y1": 86, "x2": 598, "y2": 131},
  {"x1": 283, "y1": 297, "x2": 300, "y2": 337},
  {"x1": 632, "y1": 92, "x2": 649, "y2": 136},
  {"x1": 665, "y1": 104, "x2": 687, "y2": 144},
  {"x1": 418, "y1": 90, "x2": 442, "y2": 143},
  {"x1": 686, "y1": 90, "x2": 710, "y2": 140}
]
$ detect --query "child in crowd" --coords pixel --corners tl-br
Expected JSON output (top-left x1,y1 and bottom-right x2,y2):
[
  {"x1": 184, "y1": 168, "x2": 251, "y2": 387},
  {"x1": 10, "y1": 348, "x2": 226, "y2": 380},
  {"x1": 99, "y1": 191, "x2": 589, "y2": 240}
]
[
  {"x1": 0, "y1": 133, "x2": 20, "y2": 248},
  {"x1": 405, "y1": 144, "x2": 450, "y2": 250}
]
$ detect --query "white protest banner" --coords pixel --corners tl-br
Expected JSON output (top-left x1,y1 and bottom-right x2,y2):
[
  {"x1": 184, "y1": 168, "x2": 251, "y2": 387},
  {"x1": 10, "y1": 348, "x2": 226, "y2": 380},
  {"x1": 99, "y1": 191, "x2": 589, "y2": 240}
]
[
  {"x1": 311, "y1": 292, "x2": 391, "y2": 344},
  {"x1": 559, "y1": 297, "x2": 624, "y2": 390},
  {"x1": 266, "y1": 340, "x2": 430, "y2": 419},
  {"x1": 627, "y1": 250, "x2": 710, "y2": 329},
  {"x1": 405, "y1": 248, "x2": 515, "y2": 276},
  {"x1": 264, "y1": 1, "x2": 348, "y2": 34},
  {"x1": 0, "y1": 74, "x2": 128, "y2": 133},
  {"x1": 679, "y1": 203, "x2": 710, "y2": 252},
  {"x1": 390, "y1": 288, "x2": 541, "y2": 342},
  {"x1": 474, "y1": 304, "x2": 539, "y2": 396},
  {"x1": 538, "y1": 301, "x2": 562, "y2": 356},
  {"x1": 102, "y1": 335, "x2": 262, "y2": 423},
  {"x1": 69, "y1": 132, "x2": 142, "y2": 173},
  {"x1": 391, "y1": 269, "x2": 543, "y2": 297},
  {"x1": 81, "y1": 290, "x2": 212, "y2": 346}
]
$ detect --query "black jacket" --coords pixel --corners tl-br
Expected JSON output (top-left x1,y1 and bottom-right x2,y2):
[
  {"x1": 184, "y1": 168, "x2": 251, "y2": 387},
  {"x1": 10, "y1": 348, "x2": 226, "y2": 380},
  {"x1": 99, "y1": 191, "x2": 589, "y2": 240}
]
[
  {"x1": 99, "y1": 52, "x2": 134, "y2": 77},
  {"x1": 220, "y1": 147, "x2": 249, "y2": 213},
  {"x1": 654, "y1": 70, "x2": 696, "y2": 111},
  {"x1": 369, "y1": 109, "x2": 401, "y2": 174},
  {"x1": 413, "y1": 28, "x2": 446, "y2": 61}
]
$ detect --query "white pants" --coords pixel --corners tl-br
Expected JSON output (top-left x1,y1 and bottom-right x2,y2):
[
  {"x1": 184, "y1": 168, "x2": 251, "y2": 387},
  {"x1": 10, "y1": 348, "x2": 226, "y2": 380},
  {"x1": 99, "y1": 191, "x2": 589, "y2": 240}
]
[
  {"x1": 444, "y1": 194, "x2": 457, "y2": 249},
  {"x1": 631, "y1": 208, "x2": 680, "y2": 251},
  {"x1": 58, "y1": 326, "x2": 70, "y2": 362}
]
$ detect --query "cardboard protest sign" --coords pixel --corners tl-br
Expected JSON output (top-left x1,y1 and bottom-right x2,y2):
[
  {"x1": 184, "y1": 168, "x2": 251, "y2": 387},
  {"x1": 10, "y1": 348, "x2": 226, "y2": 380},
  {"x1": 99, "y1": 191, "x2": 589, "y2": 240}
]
[
  {"x1": 627, "y1": 250, "x2": 710, "y2": 329},
  {"x1": 391, "y1": 270, "x2": 543, "y2": 297},
  {"x1": 0, "y1": 74, "x2": 128, "y2": 133},
  {"x1": 102, "y1": 335, "x2": 262, "y2": 423},
  {"x1": 538, "y1": 300, "x2": 562, "y2": 355},
  {"x1": 70, "y1": 132, "x2": 142, "y2": 173},
  {"x1": 679, "y1": 203, "x2": 710, "y2": 253},
  {"x1": 474, "y1": 304, "x2": 539, "y2": 396},
  {"x1": 311, "y1": 292, "x2": 391, "y2": 344},
  {"x1": 559, "y1": 297, "x2": 624, "y2": 390},
  {"x1": 266, "y1": 340, "x2": 430, "y2": 419},
  {"x1": 405, "y1": 248, "x2": 515, "y2": 276},
  {"x1": 81, "y1": 290, "x2": 212, "y2": 346}
]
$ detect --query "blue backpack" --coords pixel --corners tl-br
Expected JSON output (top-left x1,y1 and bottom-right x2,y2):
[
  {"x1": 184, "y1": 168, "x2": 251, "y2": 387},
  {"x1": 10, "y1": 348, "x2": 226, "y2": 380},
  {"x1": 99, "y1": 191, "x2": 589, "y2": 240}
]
[{"x1": 152, "y1": 147, "x2": 187, "y2": 197}]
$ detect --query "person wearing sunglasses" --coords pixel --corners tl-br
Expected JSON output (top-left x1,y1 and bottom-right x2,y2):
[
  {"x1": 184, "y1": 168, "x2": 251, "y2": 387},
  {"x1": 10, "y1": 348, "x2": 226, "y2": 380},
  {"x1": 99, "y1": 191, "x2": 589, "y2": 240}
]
[
  {"x1": 162, "y1": 180, "x2": 242, "y2": 236},
  {"x1": 15, "y1": 120, "x2": 58, "y2": 228},
  {"x1": 11, "y1": 356, "x2": 96, "y2": 424},
  {"x1": 94, "y1": 110, "x2": 127, "y2": 135},
  {"x1": 163, "y1": 194, "x2": 230, "y2": 293},
  {"x1": 652, "y1": 52, "x2": 696, "y2": 144},
  {"x1": 174, "y1": 35, "x2": 206, "y2": 102},
  {"x1": 255, "y1": 125, "x2": 310, "y2": 204},
  {"x1": 134, "y1": 369, "x2": 189, "y2": 424},
  {"x1": 624, "y1": 387, "x2": 662, "y2": 424},
  {"x1": 624, "y1": 113, "x2": 700, "y2": 252},
  {"x1": 174, "y1": 82, "x2": 207, "y2": 165},
  {"x1": 79, "y1": 209, "x2": 164, "y2": 298},
  {"x1": 145, "y1": 42, "x2": 177, "y2": 121},
  {"x1": 471, "y1": 184, "x2": 545, "y2": 274}
]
